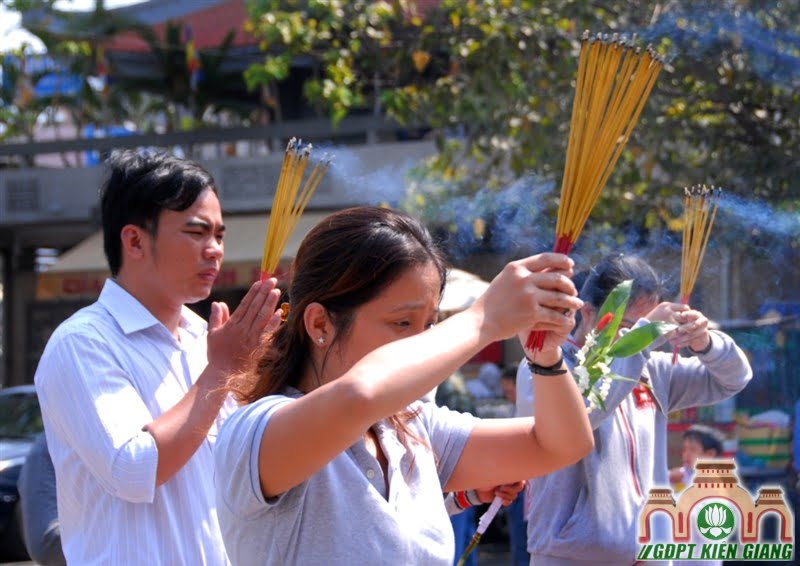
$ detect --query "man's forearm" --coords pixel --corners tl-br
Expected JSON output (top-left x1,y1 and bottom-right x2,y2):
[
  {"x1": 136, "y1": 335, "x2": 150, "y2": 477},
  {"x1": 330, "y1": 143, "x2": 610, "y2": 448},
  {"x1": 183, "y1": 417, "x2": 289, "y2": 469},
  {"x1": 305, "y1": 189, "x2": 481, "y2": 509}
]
[{"x1": 144, "y1": 365, "x2": 229, "y2": 486}]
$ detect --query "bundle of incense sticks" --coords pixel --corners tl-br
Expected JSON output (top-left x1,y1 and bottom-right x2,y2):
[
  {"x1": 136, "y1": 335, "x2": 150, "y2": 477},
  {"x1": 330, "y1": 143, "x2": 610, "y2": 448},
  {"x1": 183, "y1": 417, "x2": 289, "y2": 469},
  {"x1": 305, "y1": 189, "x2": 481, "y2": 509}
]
[
  {"x1": 673, "y1": 184, "x2": 721, "y2": 363},
  {"x1": 526, "y1": 31, "x2": 663, "y2": 352},
  {"x1": 260, "y1": 138, "x2": 330, "y2": 282}
]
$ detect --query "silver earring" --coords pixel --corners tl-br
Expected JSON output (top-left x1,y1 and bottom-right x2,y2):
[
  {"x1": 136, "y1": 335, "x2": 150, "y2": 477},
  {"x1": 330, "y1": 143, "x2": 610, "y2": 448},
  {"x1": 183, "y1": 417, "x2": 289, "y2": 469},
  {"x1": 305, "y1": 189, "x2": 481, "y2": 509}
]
[{"x1": 317, "y1": 337, "x2": 325, "y2": 344}]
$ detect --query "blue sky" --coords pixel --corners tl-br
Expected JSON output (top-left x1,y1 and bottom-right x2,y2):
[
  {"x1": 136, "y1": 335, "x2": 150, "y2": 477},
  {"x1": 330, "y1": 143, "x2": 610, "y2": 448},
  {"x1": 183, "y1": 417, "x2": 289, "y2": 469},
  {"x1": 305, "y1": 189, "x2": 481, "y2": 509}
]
[{"x1": 0, "y1": 0, "x2": 145, "y2": 52}]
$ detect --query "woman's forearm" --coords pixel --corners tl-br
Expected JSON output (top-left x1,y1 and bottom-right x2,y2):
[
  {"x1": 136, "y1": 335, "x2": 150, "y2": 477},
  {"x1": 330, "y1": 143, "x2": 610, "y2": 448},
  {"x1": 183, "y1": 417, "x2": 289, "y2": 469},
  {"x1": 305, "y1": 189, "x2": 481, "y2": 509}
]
[
  {"x1": 531, "y1": 356, "x2": 594, "y2": 465},
  {"x1": 340, "y1": 307, "x2": 494, "y2": 425}
]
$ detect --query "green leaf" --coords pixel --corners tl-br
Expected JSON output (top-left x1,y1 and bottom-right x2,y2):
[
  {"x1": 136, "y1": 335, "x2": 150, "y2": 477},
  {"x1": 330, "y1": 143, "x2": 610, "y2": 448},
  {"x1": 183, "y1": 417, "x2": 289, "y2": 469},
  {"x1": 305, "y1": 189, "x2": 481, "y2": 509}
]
[
  {"x1": 605, "y1": 372, "x2": 642, "y2": 384},
  {"x1": 594, "y1": 279, "x2": 633, "y2": 351},
  {"x1": 607, "y1": 322, "x2": 676, "y2": 358}
]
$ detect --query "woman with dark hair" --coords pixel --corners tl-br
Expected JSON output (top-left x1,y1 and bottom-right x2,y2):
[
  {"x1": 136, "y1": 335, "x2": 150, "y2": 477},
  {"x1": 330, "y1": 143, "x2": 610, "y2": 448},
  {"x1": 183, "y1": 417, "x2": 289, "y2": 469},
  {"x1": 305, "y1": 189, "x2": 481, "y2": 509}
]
[
  {"x1": 215, "y1": 206, "x2": 593, "y2": 565},
  {"x1": 515, "y1": 253, "x2": 752, "y2": 565}
]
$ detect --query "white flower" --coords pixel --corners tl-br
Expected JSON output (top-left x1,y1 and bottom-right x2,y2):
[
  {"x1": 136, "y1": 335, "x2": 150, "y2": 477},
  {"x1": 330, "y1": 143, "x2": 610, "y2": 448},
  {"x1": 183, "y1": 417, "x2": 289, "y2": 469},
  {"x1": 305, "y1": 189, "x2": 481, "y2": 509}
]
[
  {"x1": 586, "y1": 395, "x2": 598, "y2": 414},
  {"x1": 575, "y1": 347, "x2": 586, "y2": 366},
  {"x1": 596, "y1": 361, "x2": 611, "y2": 375},
  {"x1": 574, "y1": 366, "x2": 590, "y2": 392},
  {"x1": 599, "y1": 377, "x2": 612, "y2": 399},
  {"x1": 583, "y1": 330, "x2": 597, "y2": 350}
]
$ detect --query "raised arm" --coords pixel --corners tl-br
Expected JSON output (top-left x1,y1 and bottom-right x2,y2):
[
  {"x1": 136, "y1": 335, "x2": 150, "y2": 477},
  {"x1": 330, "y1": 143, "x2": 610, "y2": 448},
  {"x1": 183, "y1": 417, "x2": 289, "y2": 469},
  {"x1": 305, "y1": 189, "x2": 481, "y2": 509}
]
[
  {"x1": 646, "y1": 305, "x2": 752, "y2": 412},
  {"x1": 446, "y1": 327, "x2": 594, "y2": 491},
  {"x1": 37, "y1": 279, "x2": 281, "y2": 497},
  {"x1": 658, "y1": 333, "x2": 751, "y2": 412},
  {"x1": 515, "y1": 349, "x2": 645, "y2": 429},
  {"x1": 145, "y1": 279, "x2": 282, "y2": 485},
  {"x1": 257, "y1": 254, "x2": 585, "y2": 498}
]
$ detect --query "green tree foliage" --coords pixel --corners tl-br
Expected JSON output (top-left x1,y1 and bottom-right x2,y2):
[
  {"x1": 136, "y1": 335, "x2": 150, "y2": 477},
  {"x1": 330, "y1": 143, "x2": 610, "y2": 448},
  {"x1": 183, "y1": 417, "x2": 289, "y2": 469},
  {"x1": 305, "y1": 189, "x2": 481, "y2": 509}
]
[
  {"x1": 0, "y1": 41, "x2": 95, "y2": 167},
  {"x1": 245, "y1": 0, "x2": 799, "y2": 240},
  {"x1": 3, "y1": 0, "x2": 249, "y2": 145},
  {"x1": 131, "y1": 21, "x2": 239, "y2": 129}
]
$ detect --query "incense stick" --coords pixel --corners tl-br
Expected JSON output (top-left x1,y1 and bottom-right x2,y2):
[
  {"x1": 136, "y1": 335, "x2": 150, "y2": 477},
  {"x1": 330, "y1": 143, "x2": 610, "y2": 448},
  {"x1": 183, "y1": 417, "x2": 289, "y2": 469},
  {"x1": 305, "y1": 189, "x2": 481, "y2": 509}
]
[
  {"x1": 455, "y1": 496, "x2": 503, "y2": 566},
  {"x1": 260, "y1": 139, "x2": 330, "y2": 281},
  {"x1": 673, "y1": 184, "x2": 721, "y2": 363},
  {"x1": 526, "y1": 32, "x2": 663, "y2": 351}
]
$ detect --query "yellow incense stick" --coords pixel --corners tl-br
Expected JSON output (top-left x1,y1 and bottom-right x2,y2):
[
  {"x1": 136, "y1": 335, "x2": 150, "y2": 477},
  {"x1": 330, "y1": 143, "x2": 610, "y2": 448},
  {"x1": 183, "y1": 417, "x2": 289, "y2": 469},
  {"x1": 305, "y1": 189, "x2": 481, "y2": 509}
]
[
  {"x1": 555, "y1": 33, "x2": 663, "y2": 250},
  {"x1": 260, "y1": 139, "x2": 330, "y2": 280},
  {"x1": 680, "y1": 185, "x2": 721, "y2": 301},
  {"x1": 527, "y1": 32, "x2": 663, "y2": 351},
  {"x1": 673, "y1": 184, "x2": 721, "y2": 362}
]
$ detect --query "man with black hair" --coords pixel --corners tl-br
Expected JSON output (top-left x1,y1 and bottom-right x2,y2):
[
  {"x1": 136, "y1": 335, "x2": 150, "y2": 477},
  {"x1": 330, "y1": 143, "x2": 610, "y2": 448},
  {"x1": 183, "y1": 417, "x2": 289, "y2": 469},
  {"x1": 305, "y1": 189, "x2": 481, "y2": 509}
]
[{"x1": 35, "y1": 150, "x2": 281, "y2": 565}]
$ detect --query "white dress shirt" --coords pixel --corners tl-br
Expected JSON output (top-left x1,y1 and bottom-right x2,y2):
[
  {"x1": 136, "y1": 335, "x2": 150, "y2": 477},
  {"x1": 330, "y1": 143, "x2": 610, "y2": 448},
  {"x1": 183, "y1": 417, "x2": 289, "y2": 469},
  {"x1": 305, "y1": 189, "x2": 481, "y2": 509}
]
[{"x1": 35, "y1": 279, "x2": 234, "y2": 565}]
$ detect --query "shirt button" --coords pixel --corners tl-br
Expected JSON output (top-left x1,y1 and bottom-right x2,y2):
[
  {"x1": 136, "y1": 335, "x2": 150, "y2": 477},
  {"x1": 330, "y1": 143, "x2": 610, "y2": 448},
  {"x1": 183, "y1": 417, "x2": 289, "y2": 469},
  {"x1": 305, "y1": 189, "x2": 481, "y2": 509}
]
[{"x1": 366, "y1": 469, "x2": 376, "y2": 479}]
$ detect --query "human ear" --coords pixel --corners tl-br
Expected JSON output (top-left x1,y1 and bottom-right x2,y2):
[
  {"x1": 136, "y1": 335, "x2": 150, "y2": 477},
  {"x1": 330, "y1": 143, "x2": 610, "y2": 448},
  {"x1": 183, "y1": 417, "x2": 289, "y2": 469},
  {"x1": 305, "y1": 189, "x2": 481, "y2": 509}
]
[
  {"x1": 120, "y1": 224, "x2": 148, "y2": 261},
  {"x1": 303, "y1": 302, "x2": 334, "y2": 347}
]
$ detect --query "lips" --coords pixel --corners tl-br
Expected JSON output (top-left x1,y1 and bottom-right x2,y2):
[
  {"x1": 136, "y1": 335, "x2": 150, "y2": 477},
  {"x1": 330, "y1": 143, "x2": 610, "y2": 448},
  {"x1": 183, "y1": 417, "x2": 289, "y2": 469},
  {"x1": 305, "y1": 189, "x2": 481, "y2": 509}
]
[{"x1": 198, "y1": 268, "x2": 219, "y2": 282}]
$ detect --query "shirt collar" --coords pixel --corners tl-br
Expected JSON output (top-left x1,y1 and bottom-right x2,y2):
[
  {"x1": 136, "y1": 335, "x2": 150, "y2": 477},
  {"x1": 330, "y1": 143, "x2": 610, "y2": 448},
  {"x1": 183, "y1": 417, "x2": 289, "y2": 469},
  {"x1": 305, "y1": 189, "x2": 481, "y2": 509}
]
[{"x1": 98, "y1": 279, "x2": 207, "y2": 337}]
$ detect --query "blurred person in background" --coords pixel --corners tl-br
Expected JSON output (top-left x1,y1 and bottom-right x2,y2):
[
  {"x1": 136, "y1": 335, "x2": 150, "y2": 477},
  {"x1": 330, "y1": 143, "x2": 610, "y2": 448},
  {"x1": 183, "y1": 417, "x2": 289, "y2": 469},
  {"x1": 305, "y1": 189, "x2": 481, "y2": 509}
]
[
  {"x1": 17, "y1": 433, "x2": 65, "y2": 566},
  {"x1": 501, "y1": 366, "x2": 530, "y2": 566}
]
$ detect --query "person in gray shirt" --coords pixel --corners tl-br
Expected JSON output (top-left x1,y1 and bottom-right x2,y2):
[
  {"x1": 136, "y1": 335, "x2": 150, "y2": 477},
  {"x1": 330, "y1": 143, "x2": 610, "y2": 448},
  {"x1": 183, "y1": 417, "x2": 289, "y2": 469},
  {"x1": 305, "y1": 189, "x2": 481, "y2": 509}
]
[
  {"x1": 18, "y1": 433, "x2": 66, "y2": 566},
  {"x1": 215, "y1": 206, "x2": 594, "y2": 566},
  {"x1": 516, "y1": 254, "x2": 752, "y2": 565}
]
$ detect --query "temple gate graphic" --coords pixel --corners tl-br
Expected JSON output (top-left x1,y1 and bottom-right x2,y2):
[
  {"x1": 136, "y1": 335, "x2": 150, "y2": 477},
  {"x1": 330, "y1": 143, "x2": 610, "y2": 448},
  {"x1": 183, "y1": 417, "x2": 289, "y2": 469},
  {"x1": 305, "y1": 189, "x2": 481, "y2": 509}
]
[{"x1": 638, "y1": 459, "x2": 793, "y2": 543}]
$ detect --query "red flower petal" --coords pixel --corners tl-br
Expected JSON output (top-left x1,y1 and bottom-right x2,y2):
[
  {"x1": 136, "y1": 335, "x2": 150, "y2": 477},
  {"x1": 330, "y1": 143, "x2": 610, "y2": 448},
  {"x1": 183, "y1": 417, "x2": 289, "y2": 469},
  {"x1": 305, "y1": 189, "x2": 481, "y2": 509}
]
[{"x1": 596, "y1": 312, "x2": 614, "y2": 331}]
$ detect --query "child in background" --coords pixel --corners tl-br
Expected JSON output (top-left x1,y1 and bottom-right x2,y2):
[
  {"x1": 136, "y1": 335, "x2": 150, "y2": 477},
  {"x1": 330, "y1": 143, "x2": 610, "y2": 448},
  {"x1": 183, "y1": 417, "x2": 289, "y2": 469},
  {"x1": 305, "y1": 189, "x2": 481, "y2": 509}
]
[
  {"x1": 671, "y1": 425, "x2": 726, "y2": 566},
  {"x1": 669, "y1": 424, "x2": 725, "y2": 491}
]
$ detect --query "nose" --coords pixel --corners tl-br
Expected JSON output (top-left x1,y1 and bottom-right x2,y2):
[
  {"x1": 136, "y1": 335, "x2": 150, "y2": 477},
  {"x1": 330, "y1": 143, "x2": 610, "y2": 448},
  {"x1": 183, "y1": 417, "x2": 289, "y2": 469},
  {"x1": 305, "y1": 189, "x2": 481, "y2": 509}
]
[{"x1": 205, "y1": 237, "x2": 223, "y2": 261}]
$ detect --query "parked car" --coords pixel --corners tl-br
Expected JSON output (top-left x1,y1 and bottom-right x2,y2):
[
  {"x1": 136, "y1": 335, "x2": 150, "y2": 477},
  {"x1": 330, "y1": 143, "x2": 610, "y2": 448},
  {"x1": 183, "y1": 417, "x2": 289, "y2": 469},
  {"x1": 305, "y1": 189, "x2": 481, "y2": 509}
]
[{"x1": 0, "y1": 384, "x2": 42, "y2": 561}]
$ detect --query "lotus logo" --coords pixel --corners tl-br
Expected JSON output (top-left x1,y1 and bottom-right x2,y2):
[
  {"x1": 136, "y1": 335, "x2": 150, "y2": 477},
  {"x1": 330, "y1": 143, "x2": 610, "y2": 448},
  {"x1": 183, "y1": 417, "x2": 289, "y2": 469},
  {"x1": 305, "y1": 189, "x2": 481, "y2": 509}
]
[{"x1": 697, "y1": 503, "x2": 735, "y2": 541}]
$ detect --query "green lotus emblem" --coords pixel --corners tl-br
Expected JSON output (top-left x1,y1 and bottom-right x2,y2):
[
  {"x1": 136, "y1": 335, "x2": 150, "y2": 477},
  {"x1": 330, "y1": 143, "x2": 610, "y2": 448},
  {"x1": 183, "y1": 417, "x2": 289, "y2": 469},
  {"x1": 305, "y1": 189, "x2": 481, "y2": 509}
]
[{"x1": 697, "y1": 503, "x2": 735, "y2": 541}]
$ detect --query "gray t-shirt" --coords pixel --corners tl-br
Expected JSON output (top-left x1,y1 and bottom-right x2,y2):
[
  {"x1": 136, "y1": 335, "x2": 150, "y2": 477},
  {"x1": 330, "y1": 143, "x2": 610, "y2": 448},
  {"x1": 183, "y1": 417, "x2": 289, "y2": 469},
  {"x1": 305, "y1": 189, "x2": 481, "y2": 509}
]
[{"x1": 215, "y1": 393, "x2": 477, "y2": 566}]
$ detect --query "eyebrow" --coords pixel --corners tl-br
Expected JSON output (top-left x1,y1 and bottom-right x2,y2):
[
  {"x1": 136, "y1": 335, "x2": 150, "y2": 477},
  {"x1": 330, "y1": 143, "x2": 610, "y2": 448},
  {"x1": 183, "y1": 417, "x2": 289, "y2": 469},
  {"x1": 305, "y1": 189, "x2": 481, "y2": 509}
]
[
  {"x1": 390, "y1": 301, "x2": 434, "y2": 313},
  {"x1": 185, "y1": 220, "x2": 226, "y2": 232}
]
